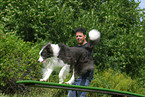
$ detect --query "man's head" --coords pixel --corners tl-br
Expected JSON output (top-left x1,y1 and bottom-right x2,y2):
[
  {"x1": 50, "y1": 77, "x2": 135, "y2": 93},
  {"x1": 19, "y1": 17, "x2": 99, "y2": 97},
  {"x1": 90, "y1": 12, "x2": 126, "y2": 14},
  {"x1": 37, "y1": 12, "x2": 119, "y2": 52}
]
[{"x1": 75, "y1": 27, "x2": 87, "y2": 46}]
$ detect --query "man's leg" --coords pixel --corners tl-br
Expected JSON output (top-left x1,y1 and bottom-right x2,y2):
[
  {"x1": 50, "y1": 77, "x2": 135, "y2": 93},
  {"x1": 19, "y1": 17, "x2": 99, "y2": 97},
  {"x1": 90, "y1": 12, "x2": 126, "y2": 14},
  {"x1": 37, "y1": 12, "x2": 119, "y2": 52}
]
[
  {"x1": 68, "y1": 81, "x2": 77, "y2": 97},
  {"x1": 79, "y1": 79, "x2": 91, "y2": 97},
  {"x1": 68, "y1": 90, "x2": 77, "y2": 97},
  {"x1": 76, "y1": 79, "x2": 91, "y2": 97},
  {"x1": 68, "y1": 78, "x2": 91, "y2": 97}
]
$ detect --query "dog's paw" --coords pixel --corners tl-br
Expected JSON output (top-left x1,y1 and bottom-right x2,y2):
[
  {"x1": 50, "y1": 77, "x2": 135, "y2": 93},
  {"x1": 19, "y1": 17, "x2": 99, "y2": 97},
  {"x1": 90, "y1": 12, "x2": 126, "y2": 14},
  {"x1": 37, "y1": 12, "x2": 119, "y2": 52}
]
[
  {"x1": 65, "y1": 81, "x2": 72, "y2": 85},
  {"x1": 40, "y1": 79, "x2": 45, "y2": 81},
  {"x1": 65, "y1": 82, "x2": 70, "y2": 85},
  {"x1": 59, "y1": 81, "x2": 63, "y2": 84}
]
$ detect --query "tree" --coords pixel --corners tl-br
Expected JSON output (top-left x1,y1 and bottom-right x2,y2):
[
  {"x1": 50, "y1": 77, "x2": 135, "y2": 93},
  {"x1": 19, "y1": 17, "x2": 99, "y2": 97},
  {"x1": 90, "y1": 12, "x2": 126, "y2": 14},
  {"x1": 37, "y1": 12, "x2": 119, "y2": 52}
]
[{"x1": 0, "y1": 0, "x2": 144, "y2": 79}]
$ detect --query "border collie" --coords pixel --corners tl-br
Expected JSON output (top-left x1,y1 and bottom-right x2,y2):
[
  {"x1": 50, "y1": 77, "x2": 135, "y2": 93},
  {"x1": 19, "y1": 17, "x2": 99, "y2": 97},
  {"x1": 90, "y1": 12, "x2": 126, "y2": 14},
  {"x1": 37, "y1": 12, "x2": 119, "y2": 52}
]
[{"x1": 38, "y1": 29, "x2": 100, "y2": 84}]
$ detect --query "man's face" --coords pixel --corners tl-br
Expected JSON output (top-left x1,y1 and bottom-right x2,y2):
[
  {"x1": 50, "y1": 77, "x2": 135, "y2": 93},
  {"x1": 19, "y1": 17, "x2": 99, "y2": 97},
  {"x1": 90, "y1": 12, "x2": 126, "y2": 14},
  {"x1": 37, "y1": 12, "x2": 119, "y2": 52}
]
[{"x1": 76, "y1": 32, "x2": 86, "y2": 44}]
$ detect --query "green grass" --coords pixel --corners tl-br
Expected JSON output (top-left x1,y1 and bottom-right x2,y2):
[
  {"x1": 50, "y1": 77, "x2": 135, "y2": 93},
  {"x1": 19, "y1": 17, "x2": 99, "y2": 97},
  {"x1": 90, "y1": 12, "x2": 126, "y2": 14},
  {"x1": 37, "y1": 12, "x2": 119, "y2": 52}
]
[{"x1": 0, "y1": 90, "x2": 112, "y2": 97}]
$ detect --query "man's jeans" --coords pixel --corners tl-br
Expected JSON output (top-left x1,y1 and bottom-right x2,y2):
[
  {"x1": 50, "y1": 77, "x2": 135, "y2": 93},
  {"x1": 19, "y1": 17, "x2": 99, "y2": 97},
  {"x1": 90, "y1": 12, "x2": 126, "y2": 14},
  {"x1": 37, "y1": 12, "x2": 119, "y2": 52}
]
[{"x1": 67, "y1": 78, "x2": 91, "y2": 97}]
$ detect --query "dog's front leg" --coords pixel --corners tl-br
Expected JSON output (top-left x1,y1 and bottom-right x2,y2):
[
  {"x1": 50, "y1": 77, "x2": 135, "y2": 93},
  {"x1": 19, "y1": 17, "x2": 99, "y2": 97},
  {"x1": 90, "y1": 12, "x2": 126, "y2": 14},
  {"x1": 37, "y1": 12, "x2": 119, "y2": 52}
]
[
  {"x1": 65, "y1": 68, "x2": 75, "y2": 85},
  {"x1": 40, "y1": 69, "x2": 53, "y2": 81},
  {"x1": 59, "y1": 65, "x2": 70, "y2": 84}
]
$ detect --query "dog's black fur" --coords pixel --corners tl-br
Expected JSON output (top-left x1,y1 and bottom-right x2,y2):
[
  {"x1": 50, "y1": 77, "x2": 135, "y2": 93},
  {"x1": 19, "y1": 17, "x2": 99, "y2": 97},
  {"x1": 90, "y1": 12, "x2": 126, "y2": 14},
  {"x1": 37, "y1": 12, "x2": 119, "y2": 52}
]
[{"x1": 58, "y1": 44, "x2": 94, "y2": 77}]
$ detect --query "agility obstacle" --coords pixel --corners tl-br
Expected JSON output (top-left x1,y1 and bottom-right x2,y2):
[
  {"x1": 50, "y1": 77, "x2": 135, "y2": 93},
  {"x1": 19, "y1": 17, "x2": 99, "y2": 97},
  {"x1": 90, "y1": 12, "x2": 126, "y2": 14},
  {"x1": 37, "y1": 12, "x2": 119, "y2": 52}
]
[{"x1": 16, "y1": 80, "x2": 145, "y2": 97}]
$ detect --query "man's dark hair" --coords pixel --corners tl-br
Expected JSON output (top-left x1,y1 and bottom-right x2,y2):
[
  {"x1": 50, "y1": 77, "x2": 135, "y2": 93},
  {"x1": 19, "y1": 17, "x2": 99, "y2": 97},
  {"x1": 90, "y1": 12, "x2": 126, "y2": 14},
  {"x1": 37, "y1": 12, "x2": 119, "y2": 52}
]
[{"x1": 75, "y1": 27, "x2": 87, "y2": 35}]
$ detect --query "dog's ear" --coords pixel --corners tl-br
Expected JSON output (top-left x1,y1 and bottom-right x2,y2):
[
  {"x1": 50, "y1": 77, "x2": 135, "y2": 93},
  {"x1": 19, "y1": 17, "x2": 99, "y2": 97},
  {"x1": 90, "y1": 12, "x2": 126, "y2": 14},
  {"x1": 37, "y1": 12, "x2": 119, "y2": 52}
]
[
  {"x1": 41, "y1": 42, "x2": 51, "y2": 49},
  {"x1": 46, "y1": 44, "x2": 52, "y2": 52},
  {"x1": 41, "y1": 43, "x2": 53, "y2": 57},
  {"x1": 47, "y1": 42, "x2": 51, "y2": 45}
]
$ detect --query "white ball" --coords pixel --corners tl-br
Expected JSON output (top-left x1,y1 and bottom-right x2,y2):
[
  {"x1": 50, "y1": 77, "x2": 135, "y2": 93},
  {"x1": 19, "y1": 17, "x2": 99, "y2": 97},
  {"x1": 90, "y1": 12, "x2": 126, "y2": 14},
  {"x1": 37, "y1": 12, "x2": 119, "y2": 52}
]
[{"x1": 89, "y1": 29, "x2": 100, "y2": 40}]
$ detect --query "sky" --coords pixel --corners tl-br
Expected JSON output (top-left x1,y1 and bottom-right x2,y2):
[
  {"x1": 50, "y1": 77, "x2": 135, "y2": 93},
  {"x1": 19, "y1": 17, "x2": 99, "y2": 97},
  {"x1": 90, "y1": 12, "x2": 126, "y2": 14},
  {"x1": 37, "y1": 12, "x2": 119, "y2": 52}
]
[
  {"x1": 135, "y1": 0, "x2": 145, "y2": 9},
  {"x1": 134, "y1": 0, "x2": 145, "y2": 22}
]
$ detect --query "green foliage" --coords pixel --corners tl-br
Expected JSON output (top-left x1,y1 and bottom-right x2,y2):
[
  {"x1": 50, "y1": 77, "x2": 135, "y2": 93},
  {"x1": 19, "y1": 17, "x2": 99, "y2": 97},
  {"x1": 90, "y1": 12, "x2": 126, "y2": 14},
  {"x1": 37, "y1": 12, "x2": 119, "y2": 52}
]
[
  {"x1": 0, "y1": 30, "x2": 42, "y2": 94},
  {"x1": 1, "y1": 0, "x2": 76, "y2": 43},
  {"x1": 1, "y1": 0, "x2": 141, "y2": 42},
  {"x1": 95, "y1": 27, "x2": 145, "y2": 76},
  {"x1": 90, "y1": 69, "x2": 145, "y2": 95},
  {"x1": 0, "y1": 0, "x2": 145, "y2": 96}
]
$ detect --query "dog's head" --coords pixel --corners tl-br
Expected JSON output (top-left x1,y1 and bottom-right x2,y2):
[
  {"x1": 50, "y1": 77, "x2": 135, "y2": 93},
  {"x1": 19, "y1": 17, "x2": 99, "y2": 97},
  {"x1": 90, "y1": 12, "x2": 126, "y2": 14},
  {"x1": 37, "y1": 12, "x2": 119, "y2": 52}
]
[
  {"x1": 38, "y1": 43, "x2": 60, "y2": 64},
  {"x1": 38, "y1": 43, "x2": 52, "y2": 63}
]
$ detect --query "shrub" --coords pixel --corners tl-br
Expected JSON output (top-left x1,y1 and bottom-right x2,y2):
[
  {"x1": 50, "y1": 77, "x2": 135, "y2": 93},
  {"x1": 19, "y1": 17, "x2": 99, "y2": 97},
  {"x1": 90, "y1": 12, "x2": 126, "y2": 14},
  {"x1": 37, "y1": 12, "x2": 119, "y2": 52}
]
[
  {"x1": 90, "y1": 69, "x2": 145, "y2": 95},
  {"x1": 95, "y1": 28, "x2": 145, "y2": 76},
  {"x1": 0, "y1": 30, "x2": 42, "y2": 95}
]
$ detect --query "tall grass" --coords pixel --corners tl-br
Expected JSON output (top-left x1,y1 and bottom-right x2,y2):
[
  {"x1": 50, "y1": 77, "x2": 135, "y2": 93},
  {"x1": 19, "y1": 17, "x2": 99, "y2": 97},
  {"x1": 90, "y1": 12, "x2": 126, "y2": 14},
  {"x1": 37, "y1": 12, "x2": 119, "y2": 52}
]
[{"x1": 89, "y1": 69, "x2": 145, "y2": 96}]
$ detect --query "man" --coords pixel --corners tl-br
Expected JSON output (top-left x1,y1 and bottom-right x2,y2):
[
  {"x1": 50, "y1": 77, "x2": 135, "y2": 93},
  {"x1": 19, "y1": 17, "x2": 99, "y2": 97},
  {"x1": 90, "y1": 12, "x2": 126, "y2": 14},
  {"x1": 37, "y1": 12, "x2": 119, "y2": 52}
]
[
  {"x1": 68, "y1": 27, "x2": 94, "y2": 97},
  {"x1": 75, "y1": 27, "x2": 87, "y2": 47}
]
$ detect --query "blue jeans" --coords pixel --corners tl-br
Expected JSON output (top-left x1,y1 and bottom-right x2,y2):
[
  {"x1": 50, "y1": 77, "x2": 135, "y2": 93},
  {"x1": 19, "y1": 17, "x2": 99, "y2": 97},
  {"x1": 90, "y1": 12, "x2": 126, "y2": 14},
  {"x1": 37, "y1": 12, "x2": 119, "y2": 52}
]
[{"x1": 67, "y1": 78, "x2": 91, "y2": 97}]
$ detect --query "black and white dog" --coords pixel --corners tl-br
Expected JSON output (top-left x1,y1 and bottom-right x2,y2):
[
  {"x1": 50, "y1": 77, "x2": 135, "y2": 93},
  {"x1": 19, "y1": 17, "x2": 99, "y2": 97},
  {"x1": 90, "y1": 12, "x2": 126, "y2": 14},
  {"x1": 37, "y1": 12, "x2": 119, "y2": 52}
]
[{"x1": 38, "y1": 29, "x2": 100, "y2": 84}]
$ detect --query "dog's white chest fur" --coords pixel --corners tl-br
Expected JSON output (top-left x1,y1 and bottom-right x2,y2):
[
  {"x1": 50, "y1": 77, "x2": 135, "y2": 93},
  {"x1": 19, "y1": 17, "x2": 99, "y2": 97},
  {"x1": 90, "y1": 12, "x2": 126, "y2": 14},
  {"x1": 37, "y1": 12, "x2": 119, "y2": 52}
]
[{"x1": 43, "y1": 57, "x2": 66, "y2": 70}]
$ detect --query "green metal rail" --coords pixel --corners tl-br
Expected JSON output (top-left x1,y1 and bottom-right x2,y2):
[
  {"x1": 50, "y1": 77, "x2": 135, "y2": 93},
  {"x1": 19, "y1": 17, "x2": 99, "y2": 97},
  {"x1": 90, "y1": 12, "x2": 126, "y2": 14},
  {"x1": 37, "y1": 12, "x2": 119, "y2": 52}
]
[{"x1": 16, "y1": 80, "x2": 145, "y2": 97}]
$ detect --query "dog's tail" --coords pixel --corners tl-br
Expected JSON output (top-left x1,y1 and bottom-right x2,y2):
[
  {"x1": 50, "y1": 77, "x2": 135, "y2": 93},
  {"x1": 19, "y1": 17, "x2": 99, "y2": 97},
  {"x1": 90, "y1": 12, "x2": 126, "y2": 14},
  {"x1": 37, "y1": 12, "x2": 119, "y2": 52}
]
[{"x1": 85, "y1": 29, "x2": 100, "y2": 52}]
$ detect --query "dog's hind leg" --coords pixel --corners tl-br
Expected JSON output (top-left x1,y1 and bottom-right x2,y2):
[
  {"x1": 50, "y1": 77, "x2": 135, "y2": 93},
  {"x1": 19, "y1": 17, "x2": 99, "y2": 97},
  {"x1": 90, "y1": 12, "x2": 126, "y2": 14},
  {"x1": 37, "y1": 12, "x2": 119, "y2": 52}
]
[
  {"x1": 59, "y1": 65, "x2": 70, "y2": 84},
  {"x1": 40, "y1": 69, "x2": 53, "y2": 81},
  {"x1": 65, "y1": 67, "x2": 75, "y2": 85}
]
